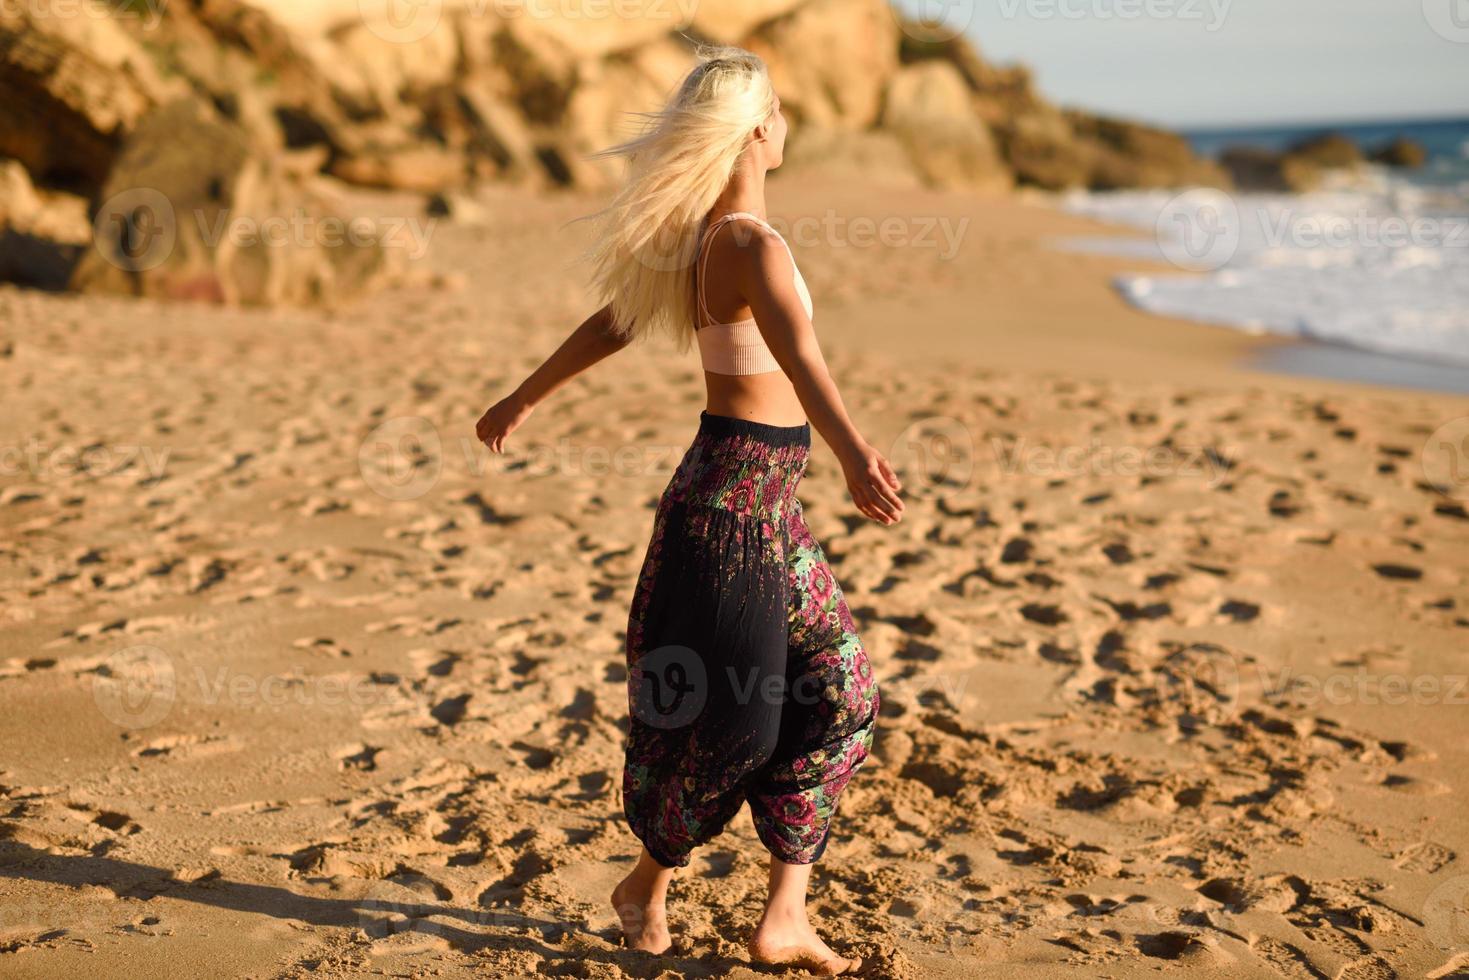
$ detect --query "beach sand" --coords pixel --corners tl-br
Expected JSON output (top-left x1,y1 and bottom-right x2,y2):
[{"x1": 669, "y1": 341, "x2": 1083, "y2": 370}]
[{"x1": 2, "y1": 177, "x2": 1467, "y2": 979}]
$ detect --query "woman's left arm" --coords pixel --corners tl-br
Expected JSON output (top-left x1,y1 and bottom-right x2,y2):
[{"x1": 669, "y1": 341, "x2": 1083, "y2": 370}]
[{"x1": 476, "y1": 304, "x2": 630, "y2": 454}]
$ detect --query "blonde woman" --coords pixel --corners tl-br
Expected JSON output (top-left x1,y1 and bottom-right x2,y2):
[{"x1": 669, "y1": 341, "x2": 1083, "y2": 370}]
[{"x1": 476, "y1": 46, "x2": 902, "y2": 975}]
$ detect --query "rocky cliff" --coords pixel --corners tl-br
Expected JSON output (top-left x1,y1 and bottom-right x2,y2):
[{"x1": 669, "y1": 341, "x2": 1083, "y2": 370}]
[{"x1": 0, "y1": 0, "x2": 1231, "y2": 306}]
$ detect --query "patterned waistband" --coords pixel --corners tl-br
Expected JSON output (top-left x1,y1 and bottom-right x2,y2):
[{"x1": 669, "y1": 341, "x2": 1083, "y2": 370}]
[{"x1": 663, "y1": 412, "x2": 811, "y2": 519}]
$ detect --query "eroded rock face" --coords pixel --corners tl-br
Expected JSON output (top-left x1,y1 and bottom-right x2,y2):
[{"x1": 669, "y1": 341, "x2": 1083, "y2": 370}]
[
  {"x1": 690, "y1": 0, "x2": 807, "y2": 44},
  {"x1": 746, "y1": 0, "x2": 899, "y2": 131},
  {"x1": 0, "y1": 3, "x2": 167, "y2": 193},
  {"x1": 0, "y1": 0, "x2": 1252, "y2": 304},
  {"x1": 72, "y1": 99, "x2": 401, "y2": 307},
  {"x1": 1068, "y1": 112, "x2": 1231, "y2": 191},
  {"x1": 882, "y1": 62, "x2": 1010, "y2": 192},
  {"x1": 0, "y1": 158, "x2": 90, "y2": 290}
]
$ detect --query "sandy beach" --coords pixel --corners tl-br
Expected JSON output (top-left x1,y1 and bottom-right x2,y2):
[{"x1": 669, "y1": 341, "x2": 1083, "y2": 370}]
[{"x1": 3, "y1": 176, "x2": 1468, "y2": 979}]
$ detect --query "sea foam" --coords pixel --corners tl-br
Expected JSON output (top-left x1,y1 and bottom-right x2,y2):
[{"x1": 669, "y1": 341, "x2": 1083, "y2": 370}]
[{"x1": 1059, "y1": 167, "x2": 1469, "y2": 366}]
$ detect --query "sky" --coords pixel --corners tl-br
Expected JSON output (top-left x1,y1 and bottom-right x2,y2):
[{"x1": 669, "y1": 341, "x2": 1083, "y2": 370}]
[{"x1": 893, "y1": 0, "x2": 1469, "y2": 129}]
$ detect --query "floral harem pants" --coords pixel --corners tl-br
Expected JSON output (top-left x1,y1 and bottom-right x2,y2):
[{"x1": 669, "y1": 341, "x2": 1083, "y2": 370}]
[{"x1": 622, "y1": 411, "x2": 879, "y2": 868}]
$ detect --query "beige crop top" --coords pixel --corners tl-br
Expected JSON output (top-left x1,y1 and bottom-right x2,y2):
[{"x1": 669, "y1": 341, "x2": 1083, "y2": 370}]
[{"x1": 694, "y1": 212, "x2": 813, "y2": 376}]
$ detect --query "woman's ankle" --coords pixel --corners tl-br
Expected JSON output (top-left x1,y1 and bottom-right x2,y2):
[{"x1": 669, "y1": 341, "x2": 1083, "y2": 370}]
[{"x1": 758, "y1": 900, "x2": 809, "y2": 926}]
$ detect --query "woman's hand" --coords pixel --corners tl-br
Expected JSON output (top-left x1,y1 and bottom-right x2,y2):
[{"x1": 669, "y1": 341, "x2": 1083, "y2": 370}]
[
  {"x1": 838, "y1": 441, "x2": 904, "y2": 526},
  {"x1": 476, "y1": 391, "x2": 535, "y2": 454}
]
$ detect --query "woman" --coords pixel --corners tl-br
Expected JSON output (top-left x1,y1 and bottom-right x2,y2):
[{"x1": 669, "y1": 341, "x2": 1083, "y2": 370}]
[{"x1": 475, "y1": 46, "x2": 903, "y2": 975}]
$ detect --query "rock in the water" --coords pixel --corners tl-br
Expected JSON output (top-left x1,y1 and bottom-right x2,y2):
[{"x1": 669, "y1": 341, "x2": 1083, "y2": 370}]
[
  {"x1": 1220, "y1": 146, "x2": 1323, "y2": 192},
  {"x1": 881, "y1": 62, "x2": 1011, "y2": 192},
  {"x1": 72, "y1": 98, "x2": 400, "y2": 307},
  {"x1": 1068, "y1": 112, "x2": 1230, "y2": 190},
  {"x1": 1370, "y1": 136, "x2": 1427, "y2": 169},
  {"x1": 1284, "y1": 132, "x2": 1364, "y2": 170},
  {"x1": 747, "y1": 0, "x2": 899, "y2": 131}
]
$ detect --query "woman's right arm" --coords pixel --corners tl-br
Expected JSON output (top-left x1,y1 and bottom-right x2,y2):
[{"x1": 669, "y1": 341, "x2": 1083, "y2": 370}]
[
  {"x1": 736, "y1": 233, "x2": 904, "y2": 526},
  {"x1": 476, "y1": 304, "x2": 630, "y2": 454}
]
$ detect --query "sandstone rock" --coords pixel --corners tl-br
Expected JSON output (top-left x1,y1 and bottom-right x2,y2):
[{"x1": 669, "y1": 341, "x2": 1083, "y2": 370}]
[
  {"x1": 0, "y1": 159, "x2": 89, "y2": 290},
  {"x1": 511, "y1": 0, "x2": 688, "y2": 59},
  {"x1": 881, "y1": 62, "x2": 1010, "y2": 192},
  {"x1": 329, "y1": 12, "x2": 463, "y2": 107},
  {"x1": 0, "y1": 2, "x2": 168, "y2": 193},
  {"x1": 456, "y1": 80, "x2": 543, "y2": 182},
  {"x1": 1369, "y1": 137, "x2": 1427, "y2": 169},
  {"x1": 993, "y1": 110, "x2": 1094, "y2": 190},
  {"x1": 1068, "y1": 111, "x2": 1230, "y2": 190},
  {"x1": 624, "y1": 35, "x2": 699, "y2": 101},
  {"x1": 897, "y1": 33, "x2": 1089, "y2": 190},
  {"x1": 780, "y1": 127, "x2": 923, "y2": 189},
  {"x1": 1284, "y1": 132, "x2": 1364, "y2": 170},
  {"x1": 896, "y1": 20, "x2": 1008, "y2": 92},
  {"x1": 1220, "y1": 146, "x2": 1327, "y2": 193},
  {"x1": 233, "y1": 0, "x2": 367, "y2": 37},
  {"x1": 330, "y1": 142, "x2": 467, "y2": 193},
  {"x1": 690, "y1": 0, "x2": 807, "y2": 44},
  {"x1": 72, "y1": 98, "x2": 399, "y2": 307},
  {"x1": 560, "y1": 46, "x2": 686, "y2": 185},
  {"x1": 118, "y1": 0, "x2": 370, "y2": 159},
  {"x1": 746, "y1": 0, "x2": 899, "y2": 131},
  {"x1": 427, "y1": 189, "x2": 490, "y2": 226},
  {"x1": 493, "y1": 16, "x2": 581, "y2": 125}
]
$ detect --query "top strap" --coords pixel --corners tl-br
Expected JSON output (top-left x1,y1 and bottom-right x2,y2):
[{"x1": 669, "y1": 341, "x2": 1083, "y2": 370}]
[{"x1": 695, "y1": 212, "x2": 783, "y2": 328}]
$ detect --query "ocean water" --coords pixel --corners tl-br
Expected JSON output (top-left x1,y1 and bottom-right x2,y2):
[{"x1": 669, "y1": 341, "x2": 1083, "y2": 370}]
[{"x1": 1059, "y1": 116, "x2": 1469, "y2": 391}]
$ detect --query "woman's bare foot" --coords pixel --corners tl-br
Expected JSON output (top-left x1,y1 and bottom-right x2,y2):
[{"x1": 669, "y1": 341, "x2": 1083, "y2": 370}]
[
  {"x1": 610, "y1": 849, "x2": 675, "y2": 954},
  {"x1": 749, "y1": 906, "x2": 861, "y2": 975}
]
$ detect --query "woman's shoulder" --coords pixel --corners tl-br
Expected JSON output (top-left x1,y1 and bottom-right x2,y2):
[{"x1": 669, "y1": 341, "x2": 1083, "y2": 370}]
[{"x1": 707, "y1": 215, "x2": 789, "y2": 266}]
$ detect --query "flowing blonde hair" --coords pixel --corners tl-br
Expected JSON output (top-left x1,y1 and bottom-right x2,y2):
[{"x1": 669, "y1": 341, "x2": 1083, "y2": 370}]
[{"x1": 582, "y1": 45, "x2": 778, "y2": 349}]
